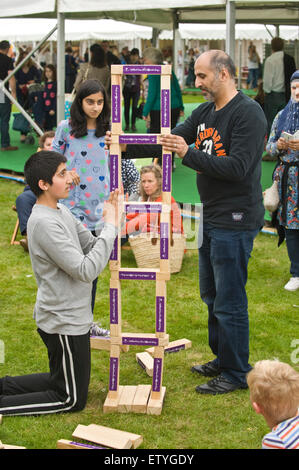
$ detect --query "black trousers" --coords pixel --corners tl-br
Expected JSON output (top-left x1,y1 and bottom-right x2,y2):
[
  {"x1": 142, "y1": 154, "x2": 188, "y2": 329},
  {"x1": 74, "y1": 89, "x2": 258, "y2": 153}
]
[
  {"x1": 123, "y1": 88, "x2": 140, "y2": 127},
  {"x1": 0, "y1": 329, "x2": 90, "y2": 416}
]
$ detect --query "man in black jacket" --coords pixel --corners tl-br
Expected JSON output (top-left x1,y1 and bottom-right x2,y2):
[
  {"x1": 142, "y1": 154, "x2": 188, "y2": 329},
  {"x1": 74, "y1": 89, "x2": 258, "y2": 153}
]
[{"x1": 160, "y1": 50, "x2": 267, "y2": 395}]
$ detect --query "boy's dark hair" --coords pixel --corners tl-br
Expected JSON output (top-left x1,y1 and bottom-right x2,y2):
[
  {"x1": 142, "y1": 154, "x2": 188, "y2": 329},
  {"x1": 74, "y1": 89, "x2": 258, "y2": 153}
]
[
  {"x1": 38, "y1": 130, "x2": 55, "y2": 149},
  {"x1": 24, "y1": 151, "x2": 67, "y2": 197},
  {"x1": 70, "y1": 79, "x2": 110, "y2": 138}
]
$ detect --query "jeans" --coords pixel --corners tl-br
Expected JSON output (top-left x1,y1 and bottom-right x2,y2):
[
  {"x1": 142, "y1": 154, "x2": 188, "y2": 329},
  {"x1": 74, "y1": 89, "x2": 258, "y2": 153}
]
[
  {"x1": 247, "y1": 68, "x2": 259, "y2": 89},
  {"x1": 0, "y1": 95, "x2": 11, "y2": 148},
  {"x1": 198, "y1": 224, "x2": 259, "y2": 384},
  {"x1": 285, "y1": 229, "x2": 299, "y2": 277}
]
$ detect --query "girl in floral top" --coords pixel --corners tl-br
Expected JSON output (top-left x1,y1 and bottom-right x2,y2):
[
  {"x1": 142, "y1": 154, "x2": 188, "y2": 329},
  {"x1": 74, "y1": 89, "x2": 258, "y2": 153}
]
[{"x1": 266, "y1": 70, "x2": 299, "y2": 291}]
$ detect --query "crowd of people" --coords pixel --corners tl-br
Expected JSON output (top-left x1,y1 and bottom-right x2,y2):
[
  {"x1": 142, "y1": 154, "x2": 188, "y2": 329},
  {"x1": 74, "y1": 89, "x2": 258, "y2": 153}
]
[{"x1": 0, "y1": 36, "x2": 298, "y2": 449}]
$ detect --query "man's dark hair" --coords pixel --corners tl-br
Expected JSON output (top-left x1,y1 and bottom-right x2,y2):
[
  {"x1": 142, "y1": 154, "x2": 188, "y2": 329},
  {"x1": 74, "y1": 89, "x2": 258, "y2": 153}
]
[
  {"x1": 209, "y1": 50, "x2": 236, "y2": 78},
  {"x1": 0, "y1": 40, "x2": 10, "y2": 51},
  {"x1": 24, "y1": 151, "x2": 67, "y2": 197},
  {"x1": 271, "y1": 37, "x2": 284, "y2": 52},
  {"x1": 70, "y1": 79, "x2": 110, "y2": 138}
]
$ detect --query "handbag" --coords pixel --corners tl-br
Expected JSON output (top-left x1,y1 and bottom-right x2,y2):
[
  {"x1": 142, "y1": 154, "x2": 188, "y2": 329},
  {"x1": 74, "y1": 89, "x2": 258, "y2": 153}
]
[
  {"x1": 263, "y1": 180, "x2": 280, "y2": 212},
  {"x1": 12, "y1": 113, "x2": 30, "y2": 134}
]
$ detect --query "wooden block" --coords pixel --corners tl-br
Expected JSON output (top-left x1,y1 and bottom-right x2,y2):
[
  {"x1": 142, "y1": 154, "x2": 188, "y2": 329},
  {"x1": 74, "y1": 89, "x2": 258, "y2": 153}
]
[
  {"x1": 0, "y1": 443, "x2": 27, "y2": 449},
  {"x1": 146, "y1": 338, "x2": 192, "y2": 356},
  {"x1": 111, "y1": 64, "x2": 123, "y2": 75},
  {"x1": 136, "y1": 352, "x2": 154, "y2": 377},
  {"x1": 72, "y1": 423, "x2": 132, "y2": 450},
  {"x1": 90, "y1": 336, "x2": 111, "y2": 351},
  {"x1": 72, "y1": 424, "x2": 143, "y2": 450},
  {"x1": 132, "y1": 384, "x2": 151, "y2": 413},
  {"x1": 103, "y1": 385, "x2": 123, "y2": 413},
  {"x1": 57, "y1": 439, "x2": 106, "y2": 450},
  {"x1": 161, "y1": 64, "x2": 172, "y2": 75},
  {"x1": 0, "y1": 414, "x2": 2, "y2": 424},
  {"x1": 117, "y1": 385, "x2": 137, "y2": 413},
  {"x1": 0, "y1": 440, "x2": 4, "y2": 449},
  {"x1": 147, "y1": 386, "x2": 166, "y2": 415}
]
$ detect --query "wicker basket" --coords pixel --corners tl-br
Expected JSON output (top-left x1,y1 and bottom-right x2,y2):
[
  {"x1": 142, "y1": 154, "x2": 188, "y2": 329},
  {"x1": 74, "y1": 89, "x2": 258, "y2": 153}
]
[{"x1": 128, "y1": 233, "x2": 186, "y2": 274}]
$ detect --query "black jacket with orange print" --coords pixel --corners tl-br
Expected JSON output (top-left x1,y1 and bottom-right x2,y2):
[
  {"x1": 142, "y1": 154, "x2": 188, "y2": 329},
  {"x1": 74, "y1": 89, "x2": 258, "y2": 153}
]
[{"x1": 172, "y1": 91, "x2": 267, "y2": 230}]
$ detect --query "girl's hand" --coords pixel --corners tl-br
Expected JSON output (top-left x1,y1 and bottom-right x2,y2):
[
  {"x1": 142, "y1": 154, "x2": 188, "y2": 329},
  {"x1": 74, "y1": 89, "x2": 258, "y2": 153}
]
[
  {"x1": 49, "y1": 110, "x2": 55, "y2": 116},
  {"x1": 104, "y1": 130, "x2": 127, "y2": 152},
  {"x1": 287, "y1": 138, "x2": 299, "y2": 151},
  {"x1": 277, "y1": 137, "x2": 288, "y2": 151}
]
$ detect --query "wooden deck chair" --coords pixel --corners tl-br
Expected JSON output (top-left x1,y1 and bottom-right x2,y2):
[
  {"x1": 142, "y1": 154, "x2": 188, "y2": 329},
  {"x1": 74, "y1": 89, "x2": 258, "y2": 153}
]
[{"x1": 10, "y1": 205, "x2": 21, "y2": 245}]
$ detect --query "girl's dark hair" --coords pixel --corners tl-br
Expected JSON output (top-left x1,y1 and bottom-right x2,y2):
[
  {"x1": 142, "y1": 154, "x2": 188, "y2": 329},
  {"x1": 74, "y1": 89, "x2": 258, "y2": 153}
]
[
  {"x1": 70, "y1": 79, "x2": 110, "y2": 138},
  {"x1": 42, "y1": 64, "x2": 56, "y2": 82},
  {"x1": 24, "y1": 150, "x2": 67, "y2": 197},
  {"x1": 89, "y1": 43, "x2": 107, "y2": 68}
]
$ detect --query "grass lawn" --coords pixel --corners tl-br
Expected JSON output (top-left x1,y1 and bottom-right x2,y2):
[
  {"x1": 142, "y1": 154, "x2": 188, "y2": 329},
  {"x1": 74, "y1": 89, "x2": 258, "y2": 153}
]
[{"x1": 1, "y1": 174, "x2": 299, "y2": 450}]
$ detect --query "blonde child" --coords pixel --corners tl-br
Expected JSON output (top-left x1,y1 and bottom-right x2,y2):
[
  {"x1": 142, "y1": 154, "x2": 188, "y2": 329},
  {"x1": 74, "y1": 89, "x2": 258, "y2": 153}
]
[{"x1": 247, "y1": 360, "x2": 299, "y2": 449}]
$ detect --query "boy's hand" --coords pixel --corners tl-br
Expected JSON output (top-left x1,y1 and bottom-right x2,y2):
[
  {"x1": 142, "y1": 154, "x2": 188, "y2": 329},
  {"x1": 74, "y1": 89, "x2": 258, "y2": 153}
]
[{"x1": 103, "y1": 189, "x2": 124, "y2": 228}]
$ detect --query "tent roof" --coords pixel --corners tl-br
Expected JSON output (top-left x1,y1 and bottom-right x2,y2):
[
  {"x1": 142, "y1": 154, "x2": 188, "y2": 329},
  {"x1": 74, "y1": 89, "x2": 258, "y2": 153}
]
[
  {"x1": 0, "y1": 19, "x2": 153, "y2": 42},
  {"x1": 0, "y1": 1, "x2": 299, "y2": 29}
]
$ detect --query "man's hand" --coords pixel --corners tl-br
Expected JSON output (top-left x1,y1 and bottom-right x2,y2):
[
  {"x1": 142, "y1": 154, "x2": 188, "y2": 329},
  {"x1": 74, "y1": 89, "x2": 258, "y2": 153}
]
[{"x1": 160, "y1": 134, "x2": 189, "y2": 159}]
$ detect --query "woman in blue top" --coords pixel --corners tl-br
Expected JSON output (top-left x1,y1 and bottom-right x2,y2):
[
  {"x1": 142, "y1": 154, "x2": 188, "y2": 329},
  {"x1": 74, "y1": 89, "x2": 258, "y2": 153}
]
[
  {"x1": 52, "y1": 79, "x2": 110, "y2": 318},
  {"x1": 266, "y1": 70, "x2": 299, "y2": 292}
]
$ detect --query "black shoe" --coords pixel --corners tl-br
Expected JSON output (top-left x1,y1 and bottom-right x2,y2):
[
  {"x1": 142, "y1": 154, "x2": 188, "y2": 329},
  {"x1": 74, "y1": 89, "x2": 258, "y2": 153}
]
[
  {"x1": 124, "y1": 126, "x2": 130, "y2": 132},
  {"x1": 191, "y1": 361, "x2": 220, "y2": 377},
  {"x1": 195, "y1": 374, "x2": 248, "y2": 395},
  {"x1": 131, "y1": 125, "x2": 137, "y2": 132}
]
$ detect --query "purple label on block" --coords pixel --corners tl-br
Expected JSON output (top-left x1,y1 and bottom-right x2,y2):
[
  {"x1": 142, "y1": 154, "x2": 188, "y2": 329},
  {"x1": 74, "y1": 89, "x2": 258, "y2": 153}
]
[
  {"x1": 110, "y1": 154, "x2": 119, "y2": 191},
  {"x1": 125, "y1": 203, "x2": 161, "y2": 214},
  {"x1": 70, "y1": 441, "x2": 107, "y2": 449},
  {"x1": 152, "y1": 358, "x2": 162, "y2": 392},
  {"x1": 166, "y1": 344, "x2": 185, "y2": 354},
  {"x1": 110, "y1": 237, "x2": 118, "y2": 261},
  {"x1": 160, "y1": 222, "x2": 169, "y2": 260},
  {"x1": 162, "y1": 153, "x2": 171, "y2": 192},
  {"x1": 123, "y1": 65, "x2": 162, "y2": 75},
  {"x1": 156, "y1": 296, "x2": 165, "y2": 332},
  {"x1": 119, "y1": 135, "x2": 157, "y2": 145},
  {"x1": 161, "y1": 89, "x2": 170, "y2": 128},
  {"x1": 109, "y1": 357, "x2": 118, "y2": 391},
  {"x1": 110, "y1": 288, "x2": 118, "y2": 324},
  {"x1": 122, "y1": 336, "x2": 159, "y2": 346},
  {"x1": 119, "y1": 271, "x2": 156, "y2": 281},
  {"x1": 112, "y1": 85, "x2": 121, "y2": 123}
]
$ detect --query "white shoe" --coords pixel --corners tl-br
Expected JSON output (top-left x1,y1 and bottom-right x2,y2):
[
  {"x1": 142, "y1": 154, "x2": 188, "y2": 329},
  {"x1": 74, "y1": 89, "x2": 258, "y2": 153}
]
[{"x1": 284, "y1": 277, "x2": 299, "y2": 291}]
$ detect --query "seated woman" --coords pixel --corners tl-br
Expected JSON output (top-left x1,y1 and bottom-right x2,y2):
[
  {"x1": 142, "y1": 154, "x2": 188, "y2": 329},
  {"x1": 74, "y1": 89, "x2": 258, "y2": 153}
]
[{"x1": 123, "y1": 164, "x2": 183, "y2": 240}]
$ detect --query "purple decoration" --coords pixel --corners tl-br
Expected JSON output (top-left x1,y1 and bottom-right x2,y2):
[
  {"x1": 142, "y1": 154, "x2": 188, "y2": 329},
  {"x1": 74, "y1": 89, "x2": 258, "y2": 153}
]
[
  {"x1": 122, "y1": 336, "x2": 159, "y2": 346},
  {"x1": 70, "y1": 441, "x2": 107, "y2": 449},
  {"x1": 152, "y1": 358, "x2": 162, "y2": 392},
  {"x1": 161, "y1": 89, "x2": 170, "y2": 128},
  {"x1": 162, "y1": 153, "x2": 171, "y2": 192},
  {"x1": 160, "y1": 222, "x2": 169, "y2": 260},
  {"x1": 109, "y1": 357, "x2": 118, "y2": 391},
  {"x1": 119, "y1": 271, "x2": 156, "y2": 281},
  {"x1": 112, "y1": 85, "x2": 121, "y2": 123},
  {"x1": 125, "y1": 203, "x2": 162, "y2": 214},
  {"x1": 156, "y1": 296, "x2": 165, "y2": 332},
  {"x1": 110, "y1": 154, "x2": 119, "y2": 191},
  {"x1": 166, "y1": 344, "x2": 186, "y2": 354},
  {"x1": 123, "y1": 65, "x2": 162, "y2": 75},
  {"x1": 110, "y1": 237, "x2": 118, "y2": 261},
  {"x1": 119, "y1": 135, "x2": 157, "y2": 145},
  {"x1": 110, "y1": 288, "x2": 118, "y2": 324}
]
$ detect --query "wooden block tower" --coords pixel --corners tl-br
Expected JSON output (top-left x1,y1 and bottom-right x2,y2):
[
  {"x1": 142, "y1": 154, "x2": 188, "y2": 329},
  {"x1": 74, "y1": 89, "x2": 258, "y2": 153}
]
[{"x1": 103, "y1": 63, "x2": 172, "y2": 415}]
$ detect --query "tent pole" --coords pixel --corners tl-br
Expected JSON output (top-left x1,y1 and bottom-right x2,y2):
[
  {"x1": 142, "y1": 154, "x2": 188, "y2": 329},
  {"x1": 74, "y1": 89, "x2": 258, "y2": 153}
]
[
  {"x1": 172, "y1": 9, "x2": 179, "y2": 76},
  {"x1": 237, "y1": 39, "x2": 242, "y2": 89},
  {"x1": 57, "y1": 11, "x2": 65, "y2": 123},
  {"x1": 226, "y1": 0, "x2": 236, "y2": 62}
]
